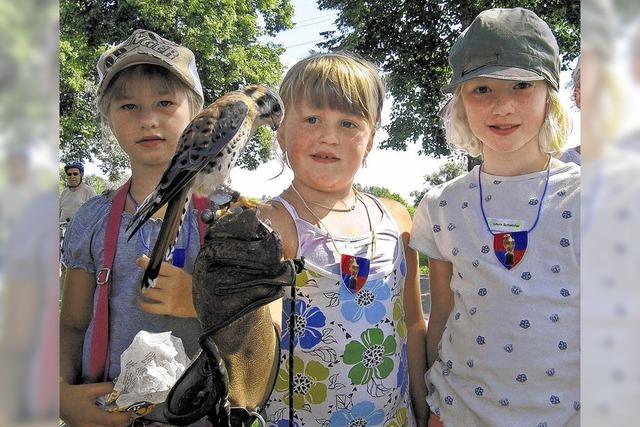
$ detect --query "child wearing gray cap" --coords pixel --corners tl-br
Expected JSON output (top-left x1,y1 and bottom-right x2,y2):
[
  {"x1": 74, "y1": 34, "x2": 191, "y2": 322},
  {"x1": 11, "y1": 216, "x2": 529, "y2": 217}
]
[
  {"x1": 410, "y1": 8, "x2": 579, "y2": 427},
  {"x1": 60, "y1": 29, "x2": 206, "y2": 426}
]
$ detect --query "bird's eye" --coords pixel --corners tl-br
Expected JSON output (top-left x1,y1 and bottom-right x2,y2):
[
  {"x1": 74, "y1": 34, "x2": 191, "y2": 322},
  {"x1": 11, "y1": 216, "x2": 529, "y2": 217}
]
[
  {"x1": 257, "y1": 99, "x2": 265, "y2": 107},
  {"x1": 272, "y1": 104, "x2": 281, "y2": 113}
]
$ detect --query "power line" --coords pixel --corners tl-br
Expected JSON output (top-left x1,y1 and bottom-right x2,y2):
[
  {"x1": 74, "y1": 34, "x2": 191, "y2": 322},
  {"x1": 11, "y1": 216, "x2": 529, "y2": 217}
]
[
  {"x1": 284, "y1": 38, "x2": 326, "y2": 49},
  {"x1": 293, "y1": 12, "x2": 338, "y2": 24},
  {"x1": 282, "y1": 17, "x2": 336, "y2": 31}
]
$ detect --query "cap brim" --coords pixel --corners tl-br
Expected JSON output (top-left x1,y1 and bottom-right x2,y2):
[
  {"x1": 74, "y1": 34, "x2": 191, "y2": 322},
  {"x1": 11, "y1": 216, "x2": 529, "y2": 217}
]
[
  {"x1": 98, "y1": 54, "x2": 167, "y2": 94},
  {"x1": 97, "y1": 53, "x2": 201, "y2": 104},
  {"x1": 442, "y1": 65, "x2": 545, "y2": 93}
]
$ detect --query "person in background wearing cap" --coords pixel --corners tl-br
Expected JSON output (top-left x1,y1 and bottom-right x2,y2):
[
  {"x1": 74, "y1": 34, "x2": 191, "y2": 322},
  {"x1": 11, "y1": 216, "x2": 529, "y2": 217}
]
[
  {"x1": 59, "y1": 161, "x2": 96, "y2": 295},
  {"x1": 59, "y1": 161, "x2": 96, "y2": 222},
  {"x1": 409, "y1": 8, "x2": 579, "y2": 426},
  {"x1": 59, "y1": 29, "x2": 206, "y2": 426}
]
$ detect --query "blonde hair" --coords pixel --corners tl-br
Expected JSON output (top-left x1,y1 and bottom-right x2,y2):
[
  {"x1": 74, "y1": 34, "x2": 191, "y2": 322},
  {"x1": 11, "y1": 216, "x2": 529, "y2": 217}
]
[
  {"x1": 441, "y1": 83, "x2": 571, "y2": 158},
  {"x1": 279, "y1": 52, "x2": 384, "y2": 129},
  {"x1": 96, "y1": 64, "x2": 202, "y2": 123}
]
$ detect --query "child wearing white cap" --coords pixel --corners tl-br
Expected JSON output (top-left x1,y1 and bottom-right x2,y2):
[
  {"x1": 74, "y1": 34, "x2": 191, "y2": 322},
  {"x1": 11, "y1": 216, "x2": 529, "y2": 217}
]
[
  {"x1": 60, "y1": 29, "x2": 206, "y2": 426},
  {"x1": 410, "y1": 8, "x2": 579, "y2": 427}
]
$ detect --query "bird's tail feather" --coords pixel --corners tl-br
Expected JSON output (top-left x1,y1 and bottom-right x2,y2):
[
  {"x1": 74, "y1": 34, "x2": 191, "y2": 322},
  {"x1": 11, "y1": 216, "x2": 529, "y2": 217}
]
[
  {"x1": 141, "y1": 187, "x2": 191, "y2": 290},
  {"x1": 126, "y1": 191, "x2": 161, "y2": 240},
  {"x1": 127, "y1": 170, "x2": 203, "y2": 240}
]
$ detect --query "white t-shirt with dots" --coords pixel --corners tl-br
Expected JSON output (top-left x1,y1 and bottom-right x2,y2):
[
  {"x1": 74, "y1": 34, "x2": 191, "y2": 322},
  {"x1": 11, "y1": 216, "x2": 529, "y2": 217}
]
[{"x1": 410, "y1": 164, "x2": 580, "y2": 427}]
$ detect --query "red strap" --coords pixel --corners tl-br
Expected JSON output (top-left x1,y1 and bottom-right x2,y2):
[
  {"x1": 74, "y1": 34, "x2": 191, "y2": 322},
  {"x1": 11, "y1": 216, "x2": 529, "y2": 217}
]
[
  {"x1": 192, "y1": 194, "x2": 209, "y2": 246},
  {"x1": 88, "y1": 179, "x2": 130, "y2": 382}
]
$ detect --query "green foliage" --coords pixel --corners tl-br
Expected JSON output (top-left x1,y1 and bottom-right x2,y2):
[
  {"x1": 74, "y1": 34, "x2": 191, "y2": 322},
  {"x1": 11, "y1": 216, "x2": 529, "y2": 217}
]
[
  {"x1": 60, "y1": 0, "x2": 293, "y2": 180},
  {"x1": 0, "y1": 0, "x2": 57, "y2": 147},
  {"x1": 318, "y1": 0, "x2": 580, "y2": 157},
  {"x1": 418, "y1": 252, "x2": 429, "y2": 276},
  {"x1": 85, "y1": 174, "x2": 108, "y2": 195},
  {"x1": 613, "y1": 0, "x2": 640, "y2": 24},
  {"x1": 411, "y1": 157, "x2": 466, "y2": 206},
  {"x1": 355, "y1": 184, "x2": 414, "y2": 216}
]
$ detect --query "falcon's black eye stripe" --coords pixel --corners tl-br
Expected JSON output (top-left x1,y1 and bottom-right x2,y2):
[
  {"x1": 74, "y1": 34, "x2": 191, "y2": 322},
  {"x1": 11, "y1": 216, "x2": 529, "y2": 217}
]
[{"x1": 272, "y1": 104, "x2": 281, "y2": 113}]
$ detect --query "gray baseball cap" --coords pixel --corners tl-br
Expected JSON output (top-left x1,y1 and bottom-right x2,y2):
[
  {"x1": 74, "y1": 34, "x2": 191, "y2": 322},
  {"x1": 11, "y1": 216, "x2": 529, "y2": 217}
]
[
  {"x1": 96, "y1": 29, "x2": 204, "y2": 107},
  {"x1": 442, "y1": 8, "x2": 560, "y2": 93}
]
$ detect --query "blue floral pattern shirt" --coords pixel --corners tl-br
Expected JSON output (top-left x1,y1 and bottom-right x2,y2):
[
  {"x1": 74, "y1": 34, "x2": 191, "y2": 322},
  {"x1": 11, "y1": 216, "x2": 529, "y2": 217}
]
[{"x1": 265, "y1": 196, "x2": 416, "y2": 427}]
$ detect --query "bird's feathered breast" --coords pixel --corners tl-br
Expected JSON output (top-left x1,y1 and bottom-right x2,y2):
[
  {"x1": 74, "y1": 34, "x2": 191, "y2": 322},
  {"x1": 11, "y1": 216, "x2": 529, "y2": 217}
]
[{"x1": 152, "y1": 95, "x2": 257, "y2": 205}]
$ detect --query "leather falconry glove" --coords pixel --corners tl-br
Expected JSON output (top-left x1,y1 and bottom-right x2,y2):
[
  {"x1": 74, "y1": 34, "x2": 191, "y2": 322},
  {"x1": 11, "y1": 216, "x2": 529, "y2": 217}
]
[{"x1": 145, "y1": 208, "x2": 301, "y2": 426}]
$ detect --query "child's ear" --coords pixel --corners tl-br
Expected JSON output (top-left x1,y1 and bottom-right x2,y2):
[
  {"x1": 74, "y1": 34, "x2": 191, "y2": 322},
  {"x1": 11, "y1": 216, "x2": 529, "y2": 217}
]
[{"x1": 365, "y1": 132, "x2": 375, "y2": 157}]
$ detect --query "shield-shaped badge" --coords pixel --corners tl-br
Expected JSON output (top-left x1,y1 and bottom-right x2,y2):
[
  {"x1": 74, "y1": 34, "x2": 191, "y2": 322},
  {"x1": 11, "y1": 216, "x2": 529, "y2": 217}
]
[
  {"x1": 493, "y1": 231, "x2": 528, "y2": 270},
  {"x1": 340, "y1": 254, "x2": 370, "y2": 293}
]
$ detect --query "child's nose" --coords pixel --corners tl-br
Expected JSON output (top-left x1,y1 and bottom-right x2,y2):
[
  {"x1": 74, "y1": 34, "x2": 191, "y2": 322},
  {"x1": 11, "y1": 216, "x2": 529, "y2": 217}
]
[
  {"x1": 319, "y1": 123, "x2": 339, "y2": 145},
  {"x1": 492, "y1": 94, "x2": 515, "y2": 116},
  {"x1": 139, "y1": 108, "x2": 159, "y2": 128}
]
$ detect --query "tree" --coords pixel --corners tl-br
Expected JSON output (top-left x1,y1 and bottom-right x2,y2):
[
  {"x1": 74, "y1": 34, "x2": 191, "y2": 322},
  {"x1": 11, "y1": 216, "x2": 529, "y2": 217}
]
[
  {"x1": 613, "y1": 0, "x2": 640, "y2": 24},
  {"x1": 410, "y1": 157, "x2": 466, "y2": 206},
  {"x1": 318, "y1": 0, "x2": 580, "y2": 158},
  {"x1": 0, "y1": 0, "x2": 57, "y2": 151},
  {"x1": 60, "y1": 0, "x2": 294, "y2": 181},
  {"x1": 355, "y1": 184, "x2": 414, "y2": 216}
]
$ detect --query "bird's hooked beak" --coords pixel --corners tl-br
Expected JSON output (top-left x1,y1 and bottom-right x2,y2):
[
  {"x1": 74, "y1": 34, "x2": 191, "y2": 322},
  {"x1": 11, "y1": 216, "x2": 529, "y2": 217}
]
[{"x1": 270, "y1": 104, "x2": 284, "y2": 131}]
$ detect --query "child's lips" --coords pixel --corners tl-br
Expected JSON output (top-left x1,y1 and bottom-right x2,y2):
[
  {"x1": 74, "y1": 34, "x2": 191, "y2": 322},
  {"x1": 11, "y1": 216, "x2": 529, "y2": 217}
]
[
  {"x1": 488, "y1": 124, "x2": 519, "y2": 136},
  {"x1": 137, "y1": 136, "x2": 165, "y2": 147},
  {"x1": 311, "y1": 152, "x2": 339, "y2": 163}
]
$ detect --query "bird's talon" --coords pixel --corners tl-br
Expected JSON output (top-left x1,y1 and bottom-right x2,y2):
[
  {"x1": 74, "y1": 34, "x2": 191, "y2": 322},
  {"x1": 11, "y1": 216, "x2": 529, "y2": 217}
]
[
  {"x1": 229, "y1": 207, "x2": 243, "y2": 215},
  {"x1": 200, "y1": 209, "x2": 216, "y2": 225},
  {"x1": 214, "y1": 208, "x2": 228, "y2": 220}
]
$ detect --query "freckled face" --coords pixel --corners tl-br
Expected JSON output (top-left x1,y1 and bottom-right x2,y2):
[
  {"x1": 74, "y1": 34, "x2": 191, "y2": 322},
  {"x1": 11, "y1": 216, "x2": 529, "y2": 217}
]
[
  {"x1": 278, "y1": 99, "x2": 374, "y2": 193},
  {"x1": 107, "y1": 74, "x2": 192, "y2": 169},
  {"x1": 461, "y1": 78, "x2": 548, "y2": 157}
]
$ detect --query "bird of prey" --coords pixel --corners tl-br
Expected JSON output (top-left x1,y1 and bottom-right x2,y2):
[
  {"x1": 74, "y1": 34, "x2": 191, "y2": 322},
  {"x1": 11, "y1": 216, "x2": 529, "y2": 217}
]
[{"x1": 127, "y1": 84, "x2": 284, "y2": 290}]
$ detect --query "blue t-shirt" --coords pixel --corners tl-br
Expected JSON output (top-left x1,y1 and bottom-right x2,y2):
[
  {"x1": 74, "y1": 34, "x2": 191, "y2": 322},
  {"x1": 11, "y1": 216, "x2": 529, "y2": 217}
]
[{"x1": 62, "y1": 193, "x2": 203, "y2": 382}]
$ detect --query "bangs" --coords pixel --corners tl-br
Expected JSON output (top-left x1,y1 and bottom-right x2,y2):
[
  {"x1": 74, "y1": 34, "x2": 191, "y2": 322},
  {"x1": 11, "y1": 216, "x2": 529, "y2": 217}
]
[
  {"x1": 108, "y1": 65, "x2": 182, "y2": 100},
  {"x1": 97, "y1": 64, "x2": 202, "y2": 118},
  {"x1": 280, "y1": 53, "x2": 384, "y2": 128}
]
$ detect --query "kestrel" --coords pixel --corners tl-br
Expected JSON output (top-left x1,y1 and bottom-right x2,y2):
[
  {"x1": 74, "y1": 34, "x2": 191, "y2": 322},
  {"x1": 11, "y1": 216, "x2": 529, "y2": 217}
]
[{"x1": 127, "y1": 85, "x2": 284, "y2": 289}]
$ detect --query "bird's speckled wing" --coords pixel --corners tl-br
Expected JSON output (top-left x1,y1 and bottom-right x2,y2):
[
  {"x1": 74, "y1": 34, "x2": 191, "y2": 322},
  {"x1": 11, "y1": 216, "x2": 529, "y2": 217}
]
[{"x1": 128, "y1": 99, "x2": 250, "y2": 236}]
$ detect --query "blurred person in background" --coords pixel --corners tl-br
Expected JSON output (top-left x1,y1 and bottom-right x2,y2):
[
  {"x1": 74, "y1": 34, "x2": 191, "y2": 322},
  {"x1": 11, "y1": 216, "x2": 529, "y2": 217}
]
[
  {"x1": 0, "y1": 147, "x2": 40, "y2": 242},
  {"x1": 0, "y1": 0, "x2": 58, "y2": 424},
  {"x1": 581, "y1": 0, "x2": 640, "y2": 425},
  {"x1": 0, "y1": 144, "x2": 58, "y2": 423},
  {"x1": 59, "y1": 161, "x2": 96, "y2": 287},
  {"x1": 0, "y1": 190, "x2": 58, "y2": 423},
  {"x1": 59, "y1": 161, "x2": 96, "y2": 222}
]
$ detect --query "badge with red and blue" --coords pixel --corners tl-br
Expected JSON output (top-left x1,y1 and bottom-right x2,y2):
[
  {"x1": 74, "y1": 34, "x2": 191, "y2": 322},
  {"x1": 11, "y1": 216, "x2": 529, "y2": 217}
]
[
  {"x1": 493, "y1": 231, "x2": 528, "y2": 270},
  {"x1": 340, "y1": 254, "x2": 370, "y2": 293},
  {"x1": 479, "y1": 157, "x2": 551, "y2": 271}
]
